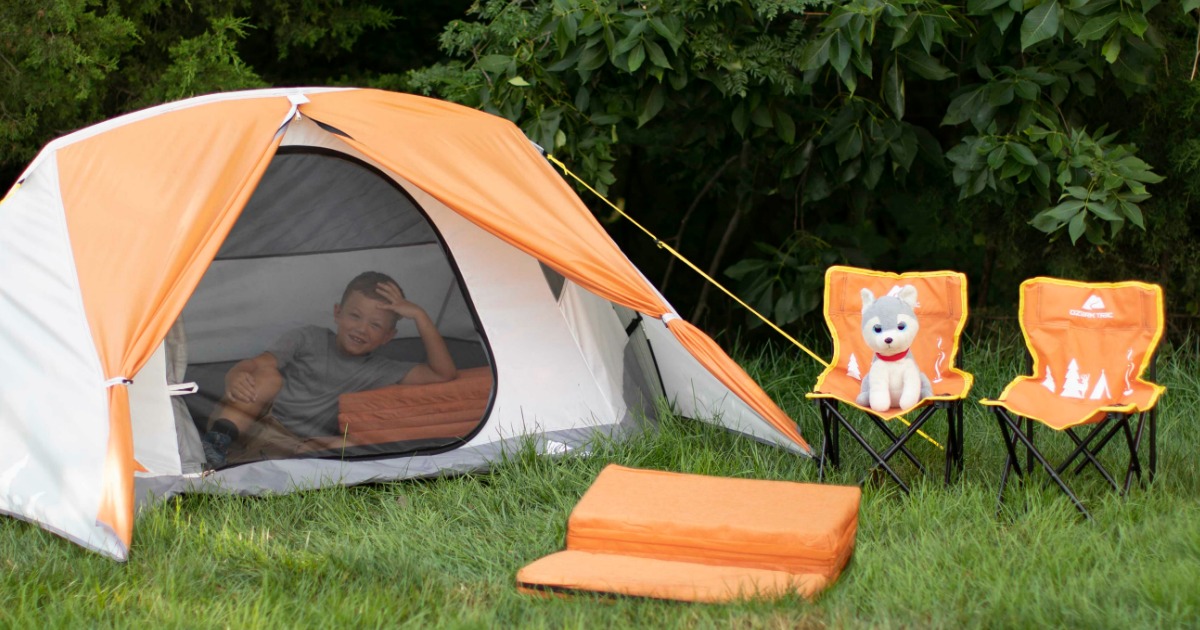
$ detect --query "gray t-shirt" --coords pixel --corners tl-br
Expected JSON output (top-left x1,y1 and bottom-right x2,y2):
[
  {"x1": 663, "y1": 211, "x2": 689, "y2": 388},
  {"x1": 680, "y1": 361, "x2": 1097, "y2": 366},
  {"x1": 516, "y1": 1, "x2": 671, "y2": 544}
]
[{"x1": 268, "y1": 325, "x2": 415, "y2": 437}]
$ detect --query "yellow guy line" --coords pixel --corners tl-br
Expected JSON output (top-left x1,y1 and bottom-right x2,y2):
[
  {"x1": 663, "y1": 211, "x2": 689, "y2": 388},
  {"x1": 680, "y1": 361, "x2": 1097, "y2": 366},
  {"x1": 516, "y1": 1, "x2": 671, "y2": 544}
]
[
  {"x1": 548, "y1": 154, "x2": 827, "y2": 366},
  {"x1": 547, "y1": 154, "x2": 942, "y2": 449}
]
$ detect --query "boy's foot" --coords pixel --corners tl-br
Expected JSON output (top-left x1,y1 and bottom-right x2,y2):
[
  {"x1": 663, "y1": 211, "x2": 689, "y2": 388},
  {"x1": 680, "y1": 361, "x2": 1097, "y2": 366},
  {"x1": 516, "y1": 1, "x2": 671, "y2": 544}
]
[{"x1": 201, "y1": 430, "x2": 233, "y2": 469}]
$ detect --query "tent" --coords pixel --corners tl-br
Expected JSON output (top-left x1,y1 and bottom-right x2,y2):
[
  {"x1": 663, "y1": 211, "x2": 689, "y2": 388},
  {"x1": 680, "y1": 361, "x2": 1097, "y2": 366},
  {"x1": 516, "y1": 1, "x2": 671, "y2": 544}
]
[{"x1": 0, "y1": 87, "x2": 811, "y2": 561}]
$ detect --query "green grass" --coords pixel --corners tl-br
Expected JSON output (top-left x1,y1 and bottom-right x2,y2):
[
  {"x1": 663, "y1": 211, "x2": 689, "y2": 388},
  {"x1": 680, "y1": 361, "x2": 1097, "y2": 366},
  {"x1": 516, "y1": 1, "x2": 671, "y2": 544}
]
[{"x1": 3, "y1": 334, "x2": 1199, "y2": 628}]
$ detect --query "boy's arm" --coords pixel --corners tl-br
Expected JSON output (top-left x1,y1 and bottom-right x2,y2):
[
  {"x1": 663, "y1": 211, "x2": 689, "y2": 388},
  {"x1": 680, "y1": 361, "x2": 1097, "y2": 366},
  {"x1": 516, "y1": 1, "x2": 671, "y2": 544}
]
[
  {"x1": 399, "y1": 310, "x2": 458, "y2": 385},
  {"x1": 376, "y1": 282, "x2": 457, "y2": 385}
]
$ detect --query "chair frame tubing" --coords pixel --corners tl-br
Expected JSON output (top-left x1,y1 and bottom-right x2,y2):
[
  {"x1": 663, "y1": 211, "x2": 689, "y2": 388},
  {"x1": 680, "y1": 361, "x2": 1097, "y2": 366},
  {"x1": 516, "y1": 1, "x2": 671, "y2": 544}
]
[
  {"x1": 991, "y1": 407, "x2": 1156, "y2": 520},
  {"x1": 818, "y1": 399, "x2": 964, "y2": 493}
]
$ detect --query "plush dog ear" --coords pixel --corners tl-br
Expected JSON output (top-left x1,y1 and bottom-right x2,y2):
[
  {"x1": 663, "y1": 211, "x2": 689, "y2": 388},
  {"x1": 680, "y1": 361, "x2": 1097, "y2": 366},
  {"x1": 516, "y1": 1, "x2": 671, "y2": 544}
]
[
  {"x1": 897, "y1": 285, "x2": 918, "y2": 309},
  {"x1": 860, "y1": 288, "x2": 876, "y2": 313}
]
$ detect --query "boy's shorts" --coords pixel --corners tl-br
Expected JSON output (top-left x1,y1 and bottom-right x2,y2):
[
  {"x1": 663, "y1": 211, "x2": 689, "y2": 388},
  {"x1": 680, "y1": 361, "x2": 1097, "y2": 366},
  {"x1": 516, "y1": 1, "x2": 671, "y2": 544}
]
[{"x1": 226, "y1": 411, "x2": 351, "y2": 465}]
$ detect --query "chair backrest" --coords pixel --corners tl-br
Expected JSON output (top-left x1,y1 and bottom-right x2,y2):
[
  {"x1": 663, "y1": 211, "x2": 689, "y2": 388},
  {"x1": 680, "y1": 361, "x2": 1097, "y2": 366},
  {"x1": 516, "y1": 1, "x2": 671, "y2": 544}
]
[
  {"x1": 818, "y1": 266, "x2": 968, "y2": 389},
  {"x1": 1018, "y1": 278, "x2": 1164, "y2": 403}
]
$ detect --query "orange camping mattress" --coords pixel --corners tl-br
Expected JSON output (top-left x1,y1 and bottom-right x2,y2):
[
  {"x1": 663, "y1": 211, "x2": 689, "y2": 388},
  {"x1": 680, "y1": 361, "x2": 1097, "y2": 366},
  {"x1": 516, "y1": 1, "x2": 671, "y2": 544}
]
[
  {"x1": 337, "y1": 366, "x2": 493, "y2": 444},
  {"x1": 517, "y1": 465, "x2": 861, "y2": 602}
]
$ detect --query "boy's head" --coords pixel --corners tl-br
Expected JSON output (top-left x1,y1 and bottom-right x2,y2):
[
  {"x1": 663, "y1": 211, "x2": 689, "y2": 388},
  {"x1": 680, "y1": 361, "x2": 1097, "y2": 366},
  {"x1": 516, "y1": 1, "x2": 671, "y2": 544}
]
[{"x1": 332, "y1": 271, "x2": 401, "y2": 356}]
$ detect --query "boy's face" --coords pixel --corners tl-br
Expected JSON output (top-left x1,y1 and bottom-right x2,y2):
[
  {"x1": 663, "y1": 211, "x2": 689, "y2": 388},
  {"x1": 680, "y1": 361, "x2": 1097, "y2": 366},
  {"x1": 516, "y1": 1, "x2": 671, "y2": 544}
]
[{"x1": 332, "y1": 291, "x2": 397, "y2": 356}]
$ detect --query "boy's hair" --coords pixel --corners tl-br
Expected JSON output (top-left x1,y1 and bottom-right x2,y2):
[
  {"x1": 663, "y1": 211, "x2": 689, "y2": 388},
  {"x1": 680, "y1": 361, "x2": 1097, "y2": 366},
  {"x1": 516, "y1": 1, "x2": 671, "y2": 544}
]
[{"x1": 341, "y1": 271, "x2": 401, "y2": 305}]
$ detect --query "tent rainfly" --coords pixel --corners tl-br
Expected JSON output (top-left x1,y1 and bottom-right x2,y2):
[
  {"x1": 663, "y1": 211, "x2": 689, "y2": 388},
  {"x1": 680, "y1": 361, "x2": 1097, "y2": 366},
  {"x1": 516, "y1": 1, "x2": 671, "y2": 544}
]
[{"x1": 0, "y1": 88, "x2": 811, "y2": 560}]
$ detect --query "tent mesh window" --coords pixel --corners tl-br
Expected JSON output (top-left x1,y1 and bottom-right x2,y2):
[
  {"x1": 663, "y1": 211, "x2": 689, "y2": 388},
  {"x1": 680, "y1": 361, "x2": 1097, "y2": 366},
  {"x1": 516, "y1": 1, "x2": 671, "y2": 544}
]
[{"x1": 178, "y1": 147, "x2": 494, "y2": 466}]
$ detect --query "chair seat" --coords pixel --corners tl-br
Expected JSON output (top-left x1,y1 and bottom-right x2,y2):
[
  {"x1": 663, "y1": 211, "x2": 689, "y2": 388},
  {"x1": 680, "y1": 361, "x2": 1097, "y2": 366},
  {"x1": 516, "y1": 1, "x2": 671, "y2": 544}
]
[
  {"x1": 982, "y1": 376, "x2": 1163, "y2": 430},
  {"x1": 808, "y1": 367, "x2": 973, "y2": 421}
]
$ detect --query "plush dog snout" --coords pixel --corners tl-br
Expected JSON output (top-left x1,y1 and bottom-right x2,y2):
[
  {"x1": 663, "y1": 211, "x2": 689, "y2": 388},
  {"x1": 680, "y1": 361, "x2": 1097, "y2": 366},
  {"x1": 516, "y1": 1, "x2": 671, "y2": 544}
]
[{"x1": 884, "y1": 337, "x2": 893, "y2": 344}]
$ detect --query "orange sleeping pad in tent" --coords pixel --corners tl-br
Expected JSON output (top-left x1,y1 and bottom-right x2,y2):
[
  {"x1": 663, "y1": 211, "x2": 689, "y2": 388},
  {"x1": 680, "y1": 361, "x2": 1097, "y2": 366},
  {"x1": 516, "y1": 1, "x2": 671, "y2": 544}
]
[
  {"x1": 517, "y1": 465, "x2": 861, "y2": 602},
  {"x1": 337, "y1": 366, "x2": 493, "y2": 444}
]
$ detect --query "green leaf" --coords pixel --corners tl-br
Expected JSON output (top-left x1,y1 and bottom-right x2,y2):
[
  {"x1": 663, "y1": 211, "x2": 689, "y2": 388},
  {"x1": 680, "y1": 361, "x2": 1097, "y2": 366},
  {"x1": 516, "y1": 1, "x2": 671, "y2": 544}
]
[
  {"x1": 864, "y1": 156, "x2": 885, "y2": 189},
  {"x1": 1102, "y1": 32, "x2": 1122, "y2": 63},
  {"x1": 1118, "y1": 12, "x2": 1149, "y2": 38},
  {"x1": 884, "y1": 59, "x2": 905, "y2": 119},
  {"x1": 1034, "y1": 161, "x2": 1052, "y2": 187},
  {"x1": 891, "y1": 13, "x2": 918, "y2": 49},
  {"x1": 942, "y1": 87, "x2": 987, "y2": 126},
  {"x1": 627, "y1": 43, "x2": 646, "y2": 72},
  {"x1": 1001, "y1": 159, "x2": 1025, "y2": 179},
  {"x1": 750, "y1": 105, "x2": 772, "y2": 128},
  {"x1": 648, "y1": 17, "x2": 684, "y2": 53},
  {"x1": 1048, "y1": 199, "x2": 1086, "y2": 219},
  {"x1": 1021, "y1": 1, "x2": 1061, "y2": 51},
  {"x1": 799, "y1": 34, "x2": 833, "y2": 71},
  {"x1": 968, "y1": 0, "x2": 1012, "y2": 13},
  {"x1": 1063, "y1": 185, "x2": 1090, "y2": 199},
  {"x1": 773, "y1": 110, "x2": 796, "y2": 144},
  {"x1": 1030, "y1": 210, "x2": 1065, "y2": 232},
  {"x1": 1068, "y1": 210, "x2": 1086, "y2": 243},
  {"x1": 1010, "y1": 143, "x2": 1039, "y2": 165},
  {"x1": 477, "y1": 54, "x2": 512, "y2": 73},
  {"x1": 1120, "y1": 200, "x2": 1146, "y2": 228},
  {"x1": 578, "y1": 44, "x2": 608, "y2": 72},
  {"x1": 836, "y1": 128, "x2": 864, "y2": 163},
  {"x1": 901, "y1": 50, "x2": 955, "y2": 81},
  {"x1": 636, "y1": 83, "x2": 664, "y2": 127},
  {"x1": 731, "y1": 103, "x2": 749, "y2": 136},
  {"x1": 507, "y1": 76, "x2": 531, "y2": 86},
  {"x1": 644, "y1": 39, "x2": 671, "y2": 69},
  {"x1": 1074, "y1": 13, "x2": 1118, "y2": 43},
  {"x1": 1089, "y1": 199, "x2": 1122, "y2": 221},
  {"x1": 986, "y1": 82, "x2": 1015, "y2": 107},
  {"x1": 988, "y1": 145, "x2": 1008, "y2": 169},
  {"x1": 890, "y1": 127, "x2": 919, "y2": 171},
  {"x1": 830, "y1": 34, "x2": 851, "y2": 74},
  {"x1": 1184, "y1": 0, "x2": 1200, "y2": 11},
  {"x1": 1014, "y1": 79, "x2": 1040, "y2": 100},
  {"x1": 993, "y1": 7, "x2": 1016, "y2": 32}
]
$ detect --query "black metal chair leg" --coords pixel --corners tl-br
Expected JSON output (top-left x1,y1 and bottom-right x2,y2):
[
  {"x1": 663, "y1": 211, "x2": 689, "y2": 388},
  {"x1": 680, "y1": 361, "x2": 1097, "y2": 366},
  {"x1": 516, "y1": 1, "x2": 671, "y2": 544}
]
[
  {"x1": 999, "y1": 411, "x2": 1092, "y2": 520},
  {"x1": 1149, "y1": 408, "x2": 1157, "y2": 482},
  {"x1": 868, "y1": 414, "x2": 927, "y2": 475},
  {"x1": 1122, "y1": 414, "x2": 1147, "y2": 495},
  {"x1": 1069, "y1": 420, "x2": 1123, "y2": 477},
  {"x1": 1061, "y1": 425, "x2": 1121, "y2": 492}
]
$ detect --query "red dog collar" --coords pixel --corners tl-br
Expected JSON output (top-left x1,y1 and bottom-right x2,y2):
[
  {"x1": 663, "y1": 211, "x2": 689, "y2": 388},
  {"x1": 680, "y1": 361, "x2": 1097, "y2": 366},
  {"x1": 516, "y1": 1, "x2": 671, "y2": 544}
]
[{"x1": 875, "y1": 351, "x2": 909, "y2": 362}]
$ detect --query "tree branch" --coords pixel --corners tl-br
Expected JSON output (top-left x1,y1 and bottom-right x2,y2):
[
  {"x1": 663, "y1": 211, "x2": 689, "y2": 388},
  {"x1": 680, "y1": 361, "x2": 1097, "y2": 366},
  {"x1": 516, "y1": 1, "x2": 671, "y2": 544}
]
[{"x1": 660, "y1": 154, "x2": 738, "y2": 293}]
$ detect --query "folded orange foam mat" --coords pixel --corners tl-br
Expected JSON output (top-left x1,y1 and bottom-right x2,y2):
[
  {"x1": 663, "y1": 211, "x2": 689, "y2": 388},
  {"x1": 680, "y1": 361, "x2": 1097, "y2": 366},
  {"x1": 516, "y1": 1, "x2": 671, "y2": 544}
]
[
  {"x1": 517, "y1": 550, "x2": 829, "y2": 603},
  {"x1": 517, "y1": 465, "x2": 861, "y2": 602}
]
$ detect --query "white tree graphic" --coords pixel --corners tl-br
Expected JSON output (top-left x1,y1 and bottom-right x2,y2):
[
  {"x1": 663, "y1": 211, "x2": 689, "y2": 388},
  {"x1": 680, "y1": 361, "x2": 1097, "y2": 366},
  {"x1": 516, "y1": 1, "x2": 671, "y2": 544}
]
[
  {"x1": 1061, "y1": 359, "x2": 1089, "y2": 399},
  {"x1": 1041, "y1": 366, "x2": 1056, "y2": 393},
  {"x1": 847, "y1": 353, "x2": 862, "y2": 381}
]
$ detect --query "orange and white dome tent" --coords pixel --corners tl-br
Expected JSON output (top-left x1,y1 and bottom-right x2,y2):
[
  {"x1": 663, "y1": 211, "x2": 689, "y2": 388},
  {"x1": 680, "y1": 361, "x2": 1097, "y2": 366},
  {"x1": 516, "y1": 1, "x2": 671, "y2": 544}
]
[{"x1": 0, "y1": 88, "x2": 810, "y2": 560}]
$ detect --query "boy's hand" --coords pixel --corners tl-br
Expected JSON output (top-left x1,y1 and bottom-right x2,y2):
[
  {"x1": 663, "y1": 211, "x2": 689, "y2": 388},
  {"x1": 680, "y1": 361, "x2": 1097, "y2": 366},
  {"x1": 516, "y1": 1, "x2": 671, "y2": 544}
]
[
  {"x1": 376, "y1": 281, "x2": 427, "y2": 321},
  {"x1": 228, "y1": 372, "x2": 258, "y2": 403}
]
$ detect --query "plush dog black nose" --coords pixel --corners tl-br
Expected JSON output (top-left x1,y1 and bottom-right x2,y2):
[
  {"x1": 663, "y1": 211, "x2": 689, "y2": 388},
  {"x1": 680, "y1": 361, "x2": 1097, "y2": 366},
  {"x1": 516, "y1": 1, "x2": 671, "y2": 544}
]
[{"x1": 884, "y1": 337, "x2": 893, "y2": 344}]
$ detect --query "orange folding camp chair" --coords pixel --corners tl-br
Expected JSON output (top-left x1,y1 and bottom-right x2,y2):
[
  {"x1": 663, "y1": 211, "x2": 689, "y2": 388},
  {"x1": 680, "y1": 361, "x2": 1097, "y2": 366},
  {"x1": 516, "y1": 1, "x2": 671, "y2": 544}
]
[
  {"x1": 807, "y1": 266, "x2": 973, "y2": 492},
  {"x1": 981, "y1": 278, "x2": 1165, "y2": 519}
]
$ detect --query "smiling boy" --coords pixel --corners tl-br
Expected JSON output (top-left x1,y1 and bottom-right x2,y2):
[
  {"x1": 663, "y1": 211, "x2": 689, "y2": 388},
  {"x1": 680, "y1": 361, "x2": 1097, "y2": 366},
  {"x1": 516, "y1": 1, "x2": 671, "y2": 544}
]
[{"x1": 201, "y1": 271, "x2": 458, "y2": 468}]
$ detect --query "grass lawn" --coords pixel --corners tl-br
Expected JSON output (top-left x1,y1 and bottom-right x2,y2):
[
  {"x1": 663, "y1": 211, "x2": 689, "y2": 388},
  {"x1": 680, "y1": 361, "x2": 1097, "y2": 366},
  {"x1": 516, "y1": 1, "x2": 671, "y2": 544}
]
[{"x1": 2, "y1": 333, "x2": 1198, "y2": 628}]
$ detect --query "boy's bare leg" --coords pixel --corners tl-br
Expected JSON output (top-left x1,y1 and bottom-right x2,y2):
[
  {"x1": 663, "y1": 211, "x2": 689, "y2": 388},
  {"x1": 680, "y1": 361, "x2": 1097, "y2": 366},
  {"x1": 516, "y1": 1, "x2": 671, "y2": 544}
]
[{"x1": 203, "y1": 365, "x2": 283, "y2": 469}]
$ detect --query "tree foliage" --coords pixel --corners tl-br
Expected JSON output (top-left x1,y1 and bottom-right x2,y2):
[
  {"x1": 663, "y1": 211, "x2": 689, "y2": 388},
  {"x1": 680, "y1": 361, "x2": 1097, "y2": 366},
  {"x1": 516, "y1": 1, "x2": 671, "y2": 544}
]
[
  {"x1": 4, "y1": 1, "x2": 1199, "y2": 329},
  {"x1": 406, "y1": 0, "x2": 1198, "y2": 327},
  {"x1": 0, "y1": 0, "x2": 467, "y2": 185}
]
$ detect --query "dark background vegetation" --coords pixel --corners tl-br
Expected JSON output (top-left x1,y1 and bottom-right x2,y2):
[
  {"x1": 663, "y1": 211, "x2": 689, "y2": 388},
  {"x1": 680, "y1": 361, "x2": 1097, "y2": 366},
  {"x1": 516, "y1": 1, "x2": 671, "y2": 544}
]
[{"x1": 4, "y1": 0, "x2": 1199, "y2": 344}]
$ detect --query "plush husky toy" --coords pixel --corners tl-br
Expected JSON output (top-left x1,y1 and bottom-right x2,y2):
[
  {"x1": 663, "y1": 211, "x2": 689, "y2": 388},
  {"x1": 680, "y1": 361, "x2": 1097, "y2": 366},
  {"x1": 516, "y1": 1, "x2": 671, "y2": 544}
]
[{"x1": 855, "y1": 286, "x2": 932, "y2": 412}]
